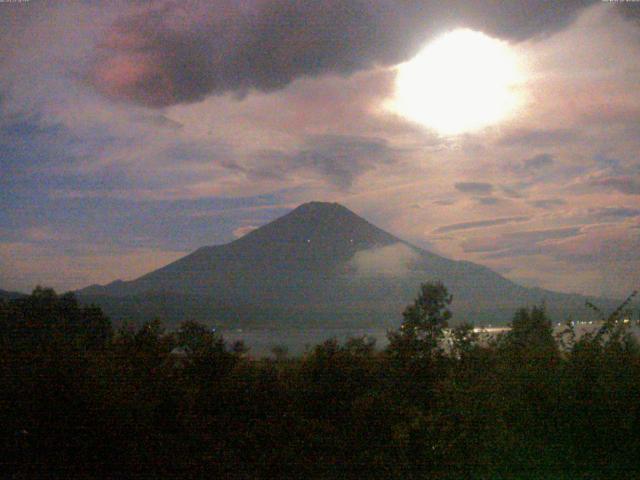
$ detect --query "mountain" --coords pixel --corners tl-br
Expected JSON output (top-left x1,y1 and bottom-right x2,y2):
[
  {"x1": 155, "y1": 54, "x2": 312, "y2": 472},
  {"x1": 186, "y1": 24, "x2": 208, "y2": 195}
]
[
  {"x1": 0, "y1": 289, "x2": 27, "y2": 301},
  {"x1": 77, "y1": 201, "x2": 612, "y2": 328}
]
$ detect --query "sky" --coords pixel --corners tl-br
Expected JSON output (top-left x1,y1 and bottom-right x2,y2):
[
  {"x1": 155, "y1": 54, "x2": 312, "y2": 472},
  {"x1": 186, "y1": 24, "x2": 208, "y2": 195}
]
[{"x1": 1, "y1": 0, "x2": 639, "y2": 298}]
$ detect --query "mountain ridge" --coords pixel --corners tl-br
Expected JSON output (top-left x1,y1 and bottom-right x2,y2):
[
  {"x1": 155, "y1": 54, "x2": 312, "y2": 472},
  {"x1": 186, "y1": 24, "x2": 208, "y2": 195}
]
[
  {"x1": 0, "y1": 289, "x2": 28, "y2": 301},
  {"x1": 77, "y1": 201, "x2": 614, "y2": 327}
]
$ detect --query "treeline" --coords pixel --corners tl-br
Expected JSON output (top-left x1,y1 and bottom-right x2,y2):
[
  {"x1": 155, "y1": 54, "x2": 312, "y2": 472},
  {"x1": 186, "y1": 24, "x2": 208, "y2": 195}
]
[{"x1": 1, "y1": 284, "x2": 639, "y2": 479}]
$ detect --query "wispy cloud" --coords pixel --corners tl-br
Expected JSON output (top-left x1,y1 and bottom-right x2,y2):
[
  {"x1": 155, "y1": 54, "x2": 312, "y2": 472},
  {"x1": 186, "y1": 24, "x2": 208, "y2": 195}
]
[
  {"x1": 530, "y1": 198, "x2": 566, "y2": 209},
  {"x1": 463, "y1": 227, "x2": 582, "y2": 254},
  {"x1": 455, "y1": 182, "x2": 494, "y2": 195},
  {"x1": 589, "y1": 176, "x2": 640, "y2": 195},
  {"x1": 434, "y1": 216, "x2": 530, "y2": 234}
]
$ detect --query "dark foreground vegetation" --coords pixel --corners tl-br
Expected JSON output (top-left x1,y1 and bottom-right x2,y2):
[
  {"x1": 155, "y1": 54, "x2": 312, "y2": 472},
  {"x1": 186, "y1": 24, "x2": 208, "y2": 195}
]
[{"x1": 1, "y1": 284, "x2": 639, "y2": 479}]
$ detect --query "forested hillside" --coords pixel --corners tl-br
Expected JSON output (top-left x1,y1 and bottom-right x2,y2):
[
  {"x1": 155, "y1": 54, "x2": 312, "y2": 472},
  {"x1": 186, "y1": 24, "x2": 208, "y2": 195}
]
[{"x1": 1, "y1": 285, "x2": 639, "y2": 479}]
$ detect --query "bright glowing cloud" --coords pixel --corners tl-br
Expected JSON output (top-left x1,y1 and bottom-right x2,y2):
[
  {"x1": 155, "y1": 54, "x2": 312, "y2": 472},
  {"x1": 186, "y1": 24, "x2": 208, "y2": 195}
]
[
  {"x1": 388, "y1": 29, "x2": 527, "y2": 135},
  {"x1": 351, "y1": 243, "x2": 420, "y2": 277}
]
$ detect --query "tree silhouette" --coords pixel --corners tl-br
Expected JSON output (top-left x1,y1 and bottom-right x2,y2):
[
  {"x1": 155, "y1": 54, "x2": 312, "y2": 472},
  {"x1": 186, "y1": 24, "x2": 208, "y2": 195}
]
[
  {"x1": 388, "y1": 281, "x2": 452, "y2": 360},
  {"x1": 502, "y1": 305, "x2": 556, "y2": 354}
]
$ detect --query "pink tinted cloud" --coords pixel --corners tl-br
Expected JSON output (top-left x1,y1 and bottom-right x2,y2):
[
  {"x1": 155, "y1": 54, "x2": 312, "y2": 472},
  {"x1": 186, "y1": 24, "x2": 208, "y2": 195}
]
[
  {"x1": 85, "y1": 0, "x2": 595, "y2": 108},
  {"x1": 91, "y1": 52, "x2": 178, "y2": 106},
  {"x1": 589, "y1": 176, "x2": 640, "y2": 195}
]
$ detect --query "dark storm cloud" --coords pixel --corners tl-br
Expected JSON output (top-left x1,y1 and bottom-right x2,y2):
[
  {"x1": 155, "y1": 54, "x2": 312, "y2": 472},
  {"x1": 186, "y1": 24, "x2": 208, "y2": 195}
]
[
  {"x1": 589, "y1": 176, "x2": 640, "y2": 195},
  {"x1": 455, "y1": 182, "x2": 493, "y2": 194},
  {"x1": 86, "y1": 0, "x2": 596, "y2": 107},
  {"x1": 433, "y1": 216, "x2": 530, "y2": 234}
]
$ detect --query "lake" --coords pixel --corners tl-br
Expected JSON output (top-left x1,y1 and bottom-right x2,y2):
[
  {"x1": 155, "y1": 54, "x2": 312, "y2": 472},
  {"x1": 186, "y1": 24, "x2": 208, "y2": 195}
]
[{"x1": 220, "y1": 322, "x2": 640, "y2": 357}]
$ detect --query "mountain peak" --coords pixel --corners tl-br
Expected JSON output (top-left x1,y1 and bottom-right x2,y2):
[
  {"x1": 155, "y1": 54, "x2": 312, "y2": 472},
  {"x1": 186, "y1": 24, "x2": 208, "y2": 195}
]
[
  {"x1": 292, "y1": 201, "x2": 347, "y2": 212},
  {"x1": 283, "y1": 201, "x2": 359, "y2": 221},
  {"x1": 76, "y1": 201, "x2": 607, "y2": 328},
  {"x1": 231, "y1": 201, "x2": 399, "y2": 252}
]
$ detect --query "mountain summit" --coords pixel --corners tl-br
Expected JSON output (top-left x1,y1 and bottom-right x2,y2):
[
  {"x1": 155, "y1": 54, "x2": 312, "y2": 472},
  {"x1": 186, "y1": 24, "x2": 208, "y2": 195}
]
[
  {"x1": 78, "y1": 202, "x2": 604, "y2": 327},
  {"x1": 231, "y1": 201, "x2": 399, "y2": 253},
  {"x1": 197, "y1": 201, "x2": 402, "y2": 272}
]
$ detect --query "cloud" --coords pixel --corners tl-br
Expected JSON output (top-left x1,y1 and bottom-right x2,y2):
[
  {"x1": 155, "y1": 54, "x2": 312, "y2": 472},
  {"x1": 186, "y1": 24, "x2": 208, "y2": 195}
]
[
  {"x1": 251, "y1": 135, "x2": 398, "y2": 189},
  {"x1": 548, "y1": 224, "x2": 640, "y2": 265},
  {"x1": 0, "y1": 191, "x2": 289, "y2": 254},
  {"x1": 475, "y1": 197, "x2": 503, "y2": 206},
  {"x1": 589, "y1": 207, "x2": 640, "y2": 220},
  {"x1": 454, "y1": 182, "x2": 493, "y2": 194},
  {"x1": 505, "y1": 227, "x2": 582, "y2": 242},
  {"x1": 501, "y1": 186, "x2": 526, "y2": 199},
  {"x1": 523, "y1": 153, "x2": 554, "y2": 170},
  {"x1": 530, "y1": 198, "x2": 566, "y2": 209},
  {"x1": 86, "y1": 0, "x2": 417, "y2": 107},
  {"x1": 468, "y1": 209, "x2": 640, "y2": 270},
  {"x1": 478, "y1": 224, "x2": 640, "y2": 298},
  {"x1": 589, "y1": 175, "x2": 640, "y2": 195},
  {"x1": 350, "y1": 242, "x2": 420, "y2": 277},
  {"x1": 498, "y1": 128, "x2": 578, "y2": 147},
  {"x1": 85, "y1": 0, "x2": 596, "y2": 107},
  {"x1": 503, "y1": 154, "x2": 557, "y2": 187},
  {"x1": 433, "y1": 216, "x2": 530, "y2": 234},
  {"x1": 462, "y1": 227, "x2": 582, "y2": 254},
  {"x1": 2, "y1": 1, "x2": 640, "y2": 300},
  {"x1": 0, "y1": 241, "x2": 186, "y2": 293}
]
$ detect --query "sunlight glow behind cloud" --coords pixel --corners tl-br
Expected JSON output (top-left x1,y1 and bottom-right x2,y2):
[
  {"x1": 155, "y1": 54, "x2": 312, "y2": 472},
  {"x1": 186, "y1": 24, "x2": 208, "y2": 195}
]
[
  {"x1": 2, "y1": 3, "x2": 640, "y2": 297},
  {"x1": 388, "y1": 29, "x2": 527, "y2": 135}
]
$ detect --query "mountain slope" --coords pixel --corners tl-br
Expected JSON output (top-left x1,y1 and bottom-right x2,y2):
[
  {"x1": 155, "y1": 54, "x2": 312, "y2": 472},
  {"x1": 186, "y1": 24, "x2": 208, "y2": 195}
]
[
  {"x1": 82, "y1": 202, "x2": 409, "y2": 296},
  {"x1": 78, "y1": 201, "x2": 611, "y2": 327},
  {"x1": 0, "y1": 289, "x2": 27, "y2": 301}
]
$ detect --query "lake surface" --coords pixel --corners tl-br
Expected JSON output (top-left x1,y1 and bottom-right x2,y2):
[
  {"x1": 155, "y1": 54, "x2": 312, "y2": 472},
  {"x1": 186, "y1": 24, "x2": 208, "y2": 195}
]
[
  {"x1": 221, "y1": 322, "x2": 640, "y2": 357},
  {"x1": 221, "y1": 327, "x2": 391, "y2": 357}
]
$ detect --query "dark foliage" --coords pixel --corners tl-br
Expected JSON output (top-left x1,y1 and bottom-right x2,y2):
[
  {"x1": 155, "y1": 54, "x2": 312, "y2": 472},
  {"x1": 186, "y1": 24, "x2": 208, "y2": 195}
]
[{"x1": 1, "y1": 284, "x2": 639, "y2": 478}]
